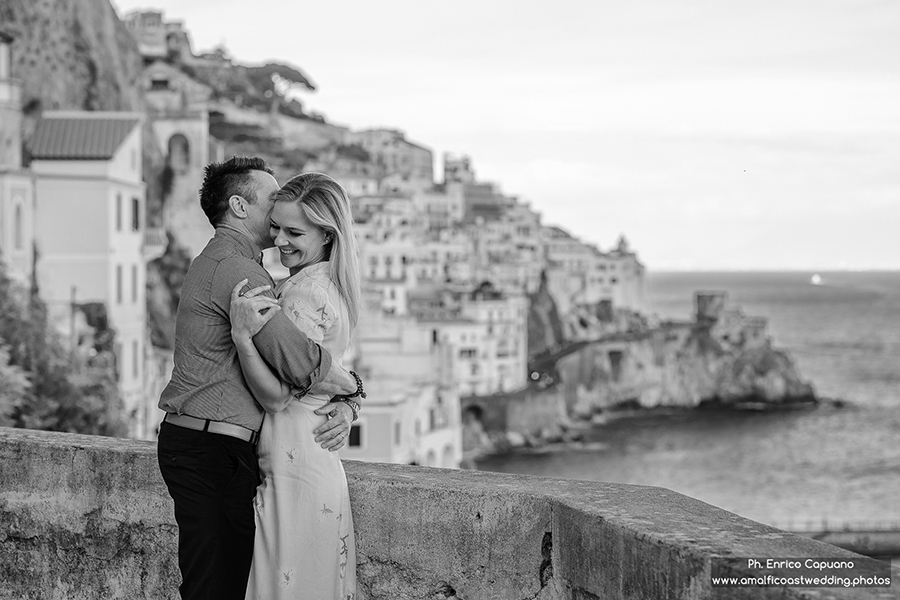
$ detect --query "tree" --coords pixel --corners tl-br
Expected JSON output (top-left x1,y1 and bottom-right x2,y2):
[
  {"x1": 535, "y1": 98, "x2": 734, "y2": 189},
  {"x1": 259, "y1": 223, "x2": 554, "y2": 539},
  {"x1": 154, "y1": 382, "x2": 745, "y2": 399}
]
[
  {"x1": 0, "y1": 259, "x2": 127, "y2": 436},
  {"x1": 0, "y1": 342, "x2": 29, "y2": 426}
]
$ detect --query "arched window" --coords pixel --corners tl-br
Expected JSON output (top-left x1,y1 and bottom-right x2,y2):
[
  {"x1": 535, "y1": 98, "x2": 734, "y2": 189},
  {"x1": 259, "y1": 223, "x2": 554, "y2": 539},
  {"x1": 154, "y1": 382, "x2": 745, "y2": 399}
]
[{"x1": 167, "y1": 134, "x2": 190, "y2": 174}]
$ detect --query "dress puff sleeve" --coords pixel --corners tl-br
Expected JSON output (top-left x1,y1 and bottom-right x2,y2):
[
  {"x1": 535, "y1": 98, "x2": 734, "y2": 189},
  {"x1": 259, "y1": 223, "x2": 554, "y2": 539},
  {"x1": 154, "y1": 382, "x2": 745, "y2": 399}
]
[{"x1": 278, "y1": 279, "x2": 338, "y2": 345}]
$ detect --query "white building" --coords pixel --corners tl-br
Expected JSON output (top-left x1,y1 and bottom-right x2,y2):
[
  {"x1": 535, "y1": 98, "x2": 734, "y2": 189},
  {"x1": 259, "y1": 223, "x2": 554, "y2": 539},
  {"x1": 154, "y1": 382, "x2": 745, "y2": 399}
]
[
  {"x1": 141, "y1": 59, "x2": 214, "y2": 259},
  {"x1": 0, "y1": 32, "x2": 34, "y2": 282},
  {"x1": 408, "y1": 283, "x2": 528, "y2": 397},
  {"x1": 543, "y1": 226, "x2": 647, "y2": 322},
  {"x1": 348, "y1": 301, "x2": 463, "y2": 468},
  {"x1": 29, "y1": 111, "x2": 155, "y2": 439},
  {"x1": 347, "y1": 128, "x2": 434, "y2": 193}
]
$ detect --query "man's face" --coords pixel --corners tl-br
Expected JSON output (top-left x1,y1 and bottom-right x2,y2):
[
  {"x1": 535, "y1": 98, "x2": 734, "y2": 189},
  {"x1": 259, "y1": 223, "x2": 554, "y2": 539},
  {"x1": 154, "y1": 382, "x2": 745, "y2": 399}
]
[{"x1": 245, "y1": 170, "x2": 280, "y2": 248}]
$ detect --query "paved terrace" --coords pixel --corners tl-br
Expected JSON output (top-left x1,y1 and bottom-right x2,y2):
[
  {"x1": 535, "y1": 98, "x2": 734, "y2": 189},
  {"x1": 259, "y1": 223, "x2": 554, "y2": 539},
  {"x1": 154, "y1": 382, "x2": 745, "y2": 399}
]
[{"x1": 0, "y1": 427, "x2": 896, "y2": 599}]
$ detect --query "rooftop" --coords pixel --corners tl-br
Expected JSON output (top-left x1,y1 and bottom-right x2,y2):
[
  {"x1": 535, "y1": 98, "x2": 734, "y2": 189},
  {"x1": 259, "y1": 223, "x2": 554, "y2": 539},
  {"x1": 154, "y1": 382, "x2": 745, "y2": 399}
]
[{"x1": 30, "y1": 112, "x2": 142, "y2": 160}]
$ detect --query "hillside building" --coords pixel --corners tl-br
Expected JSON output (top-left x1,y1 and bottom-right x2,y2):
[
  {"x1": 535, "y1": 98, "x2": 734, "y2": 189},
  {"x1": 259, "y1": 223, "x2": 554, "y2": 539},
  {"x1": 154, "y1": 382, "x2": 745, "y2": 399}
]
[
  {"x1": 141, "y1": 59, "x2": 216, "y2": 259},
  {"x1": 29, "y1": 111, "x2": 158, "y2": 439},
  {"x1": 347, "y1": 129, "x2": 433, "y2": 193},
  {"x1": 350, "y1": 295, "x2": 462, "y2": 467}
]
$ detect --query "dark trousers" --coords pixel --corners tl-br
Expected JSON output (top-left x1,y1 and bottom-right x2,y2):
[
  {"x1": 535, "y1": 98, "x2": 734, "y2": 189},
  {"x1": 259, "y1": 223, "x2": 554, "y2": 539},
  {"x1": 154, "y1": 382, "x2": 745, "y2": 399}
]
[{"x1": 158, "y1": 421, "x2": 260, "y2": 600}]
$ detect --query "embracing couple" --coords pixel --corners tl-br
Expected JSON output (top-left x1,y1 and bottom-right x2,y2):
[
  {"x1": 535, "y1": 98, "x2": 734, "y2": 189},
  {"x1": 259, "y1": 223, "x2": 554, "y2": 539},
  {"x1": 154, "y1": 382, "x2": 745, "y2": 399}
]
[{"x1": 157, "y1": 156, "x2": 362, "y2": 600}]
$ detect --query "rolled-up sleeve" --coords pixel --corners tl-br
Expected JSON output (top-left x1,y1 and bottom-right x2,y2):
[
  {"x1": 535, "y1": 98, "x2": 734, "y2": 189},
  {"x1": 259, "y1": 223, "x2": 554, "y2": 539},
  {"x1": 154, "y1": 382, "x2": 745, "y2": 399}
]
[
  {"x1": 253, "y1": 309, "x2": 332, "y2": 393},
  {"x1": 211, "y1": 255, "x2": 333, "y2": 394}
]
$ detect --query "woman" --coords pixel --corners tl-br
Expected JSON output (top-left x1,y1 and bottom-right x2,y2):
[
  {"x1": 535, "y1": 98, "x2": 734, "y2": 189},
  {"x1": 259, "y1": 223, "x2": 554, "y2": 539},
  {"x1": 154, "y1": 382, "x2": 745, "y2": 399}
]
[{"x1": 229, "y1": 173, "x2": 361, "y2": 600}]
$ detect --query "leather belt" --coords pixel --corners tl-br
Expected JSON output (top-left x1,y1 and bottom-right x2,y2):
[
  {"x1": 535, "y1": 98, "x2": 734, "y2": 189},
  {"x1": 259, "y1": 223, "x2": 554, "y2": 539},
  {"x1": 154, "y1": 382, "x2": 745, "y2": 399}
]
[{"x1": 163, "y1": 413, "x2": 259, "y2": 445}]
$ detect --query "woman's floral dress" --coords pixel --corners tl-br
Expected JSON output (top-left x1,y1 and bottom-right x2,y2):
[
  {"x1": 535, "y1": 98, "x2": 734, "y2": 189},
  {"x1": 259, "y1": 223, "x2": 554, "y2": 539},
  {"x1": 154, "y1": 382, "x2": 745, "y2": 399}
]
[{"x1": 245, "y1": 261, "x2": 355, "y2": 600}]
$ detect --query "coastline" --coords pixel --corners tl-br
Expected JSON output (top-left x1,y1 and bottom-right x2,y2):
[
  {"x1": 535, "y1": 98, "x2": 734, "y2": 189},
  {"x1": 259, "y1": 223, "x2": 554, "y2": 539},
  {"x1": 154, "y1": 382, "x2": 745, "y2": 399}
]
[{"x1": 465, "y1": 394, "x2": 844, "y2": 464}]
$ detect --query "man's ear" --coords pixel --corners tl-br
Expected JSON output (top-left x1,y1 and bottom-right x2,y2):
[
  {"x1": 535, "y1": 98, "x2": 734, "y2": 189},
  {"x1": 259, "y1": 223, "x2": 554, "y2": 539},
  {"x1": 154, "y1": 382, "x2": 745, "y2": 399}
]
[{"x1": 228, "y1": 194, "x2": 248, "y2": 219}]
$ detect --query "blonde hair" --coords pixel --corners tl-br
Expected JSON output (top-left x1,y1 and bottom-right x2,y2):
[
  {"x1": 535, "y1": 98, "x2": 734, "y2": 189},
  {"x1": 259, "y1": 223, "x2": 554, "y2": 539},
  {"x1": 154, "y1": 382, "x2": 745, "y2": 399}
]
[{"x1": 274, "y1": 173, "x2": 361, "y2": 328}]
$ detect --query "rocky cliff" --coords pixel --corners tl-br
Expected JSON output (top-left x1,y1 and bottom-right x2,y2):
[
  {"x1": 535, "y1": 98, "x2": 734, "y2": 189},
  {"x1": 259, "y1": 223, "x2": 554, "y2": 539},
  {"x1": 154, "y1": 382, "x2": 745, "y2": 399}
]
[
  {"x1": 0, "y1": 0, "x2": 167, "y2": 225},
  {"x1": 0, "y1": 0, "x2": 142, "y2": 113},
  {"x1": 527, "y1": 271, "x2": 565, "y2": 357},
  {"x1": 553, "y1": 315, "x2": 816, "y2": 418}
]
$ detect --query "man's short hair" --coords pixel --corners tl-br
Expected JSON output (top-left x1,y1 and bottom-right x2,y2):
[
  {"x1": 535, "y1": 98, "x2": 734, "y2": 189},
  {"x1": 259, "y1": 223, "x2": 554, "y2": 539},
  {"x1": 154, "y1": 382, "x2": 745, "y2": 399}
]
[{"x1": 199, "y1": 156, "x2": 275, "y2": 227}]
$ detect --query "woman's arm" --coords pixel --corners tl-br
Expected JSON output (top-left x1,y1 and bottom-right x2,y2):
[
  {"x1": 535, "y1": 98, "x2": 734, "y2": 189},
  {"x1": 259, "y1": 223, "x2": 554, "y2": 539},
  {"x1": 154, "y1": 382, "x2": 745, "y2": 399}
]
[{"x1": 230, "y1": 280, "x2": 295, "y2": 413}]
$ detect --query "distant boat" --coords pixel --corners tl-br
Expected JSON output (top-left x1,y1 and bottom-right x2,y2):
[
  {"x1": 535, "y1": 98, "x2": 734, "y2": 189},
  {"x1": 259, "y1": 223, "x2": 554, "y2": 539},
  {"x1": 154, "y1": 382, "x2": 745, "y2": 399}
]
[{"x1": 811, "y1": 274, "x2": 823, "y2": 285}]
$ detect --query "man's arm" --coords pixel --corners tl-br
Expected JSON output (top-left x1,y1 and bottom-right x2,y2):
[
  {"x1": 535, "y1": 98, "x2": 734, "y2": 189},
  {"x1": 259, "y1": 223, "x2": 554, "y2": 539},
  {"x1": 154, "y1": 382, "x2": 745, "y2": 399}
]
[
  {"x1": 213, "y1": 257, "x2": 353, "y2": 397},
  {"x1": 228, "y1": 282, "x2": 294, "y2": 413},
  {"x1": 253, "y1": 311, "x2": 356, "y2": 396}
]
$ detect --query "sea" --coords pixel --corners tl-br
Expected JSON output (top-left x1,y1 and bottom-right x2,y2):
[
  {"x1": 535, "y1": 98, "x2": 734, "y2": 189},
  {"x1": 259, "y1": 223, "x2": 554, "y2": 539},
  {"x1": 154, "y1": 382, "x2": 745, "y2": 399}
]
[{"x1": 477, "y1": 271, "x2": 900, "y2": 531}]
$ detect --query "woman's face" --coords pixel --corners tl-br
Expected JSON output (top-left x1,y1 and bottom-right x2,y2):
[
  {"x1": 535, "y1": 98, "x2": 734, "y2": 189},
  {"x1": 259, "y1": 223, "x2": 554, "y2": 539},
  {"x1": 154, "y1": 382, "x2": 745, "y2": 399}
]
[{"x1": 269, "y1": 201, "x2": 329, "y2": 272}]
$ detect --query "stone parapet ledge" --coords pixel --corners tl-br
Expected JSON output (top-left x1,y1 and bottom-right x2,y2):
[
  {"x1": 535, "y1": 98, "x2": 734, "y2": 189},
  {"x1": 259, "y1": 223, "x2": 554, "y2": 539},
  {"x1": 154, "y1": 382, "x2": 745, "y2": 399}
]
[{"x1": 0, "y1": 427, "x2": 896, "y2": 599}]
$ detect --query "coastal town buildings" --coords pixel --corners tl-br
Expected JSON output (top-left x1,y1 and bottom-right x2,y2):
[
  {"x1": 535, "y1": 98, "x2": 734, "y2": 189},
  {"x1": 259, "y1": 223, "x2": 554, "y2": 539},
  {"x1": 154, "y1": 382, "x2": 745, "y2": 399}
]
[
  {"x1": 141, "y1": 57, "x2": 216, "y2": 259},
  {"x1": 347, "y1": 128, "x2": 434, "y2": 193},
  {"x1": 350, "y1": 297, "x2": 463, "y2": 467},
  {"x1": 2, "y1": 11, "x2": 651, "y2": 452},
  {"x1": 28, "y1": 111, "x2": 161, "y2": 439}
]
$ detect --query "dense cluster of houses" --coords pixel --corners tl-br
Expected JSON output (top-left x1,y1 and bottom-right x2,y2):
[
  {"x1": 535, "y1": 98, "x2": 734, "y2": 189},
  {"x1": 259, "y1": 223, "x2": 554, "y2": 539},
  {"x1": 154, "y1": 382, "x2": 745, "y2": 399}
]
[{"x1": 0, "y1": 12, "x2": 646, "y2": 468}]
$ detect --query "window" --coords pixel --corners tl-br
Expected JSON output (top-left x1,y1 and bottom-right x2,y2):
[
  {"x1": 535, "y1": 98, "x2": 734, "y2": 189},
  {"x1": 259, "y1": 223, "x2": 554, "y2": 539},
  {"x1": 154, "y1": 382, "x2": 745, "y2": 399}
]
[
  {"x1": 131, "y1": 265, "x2": 138, "y2": 303},
  {"x1": 393, "y1": 422, "x2": 401, "y2": 446},
  {"x1": 348, "y1": 424, "x2": 362, "y2": 447},
  {"x1": 132, "y1": 339, "x2": 139, "y2": 379},
  {"x1": 116, "y1": 194, "x2": 122, "y2": 231},
  {"x1": 115, "y1": 342, "x2": 123, "y2": 381},
  {"x1": 13, "y1": 203, "x2": 23, "y2": 250},
  {"x1": 116, "y1": 265, "x2": 123, "y2": 304},
  {"x1": 167, "y1": 134, "x2": 190, "y2": 174},
  {"x1": 132, "y1": 197, "x2": 141, "y2": 231},
  {"x1": 459, "y1": 348, "x2": 477, "y2": 358}
]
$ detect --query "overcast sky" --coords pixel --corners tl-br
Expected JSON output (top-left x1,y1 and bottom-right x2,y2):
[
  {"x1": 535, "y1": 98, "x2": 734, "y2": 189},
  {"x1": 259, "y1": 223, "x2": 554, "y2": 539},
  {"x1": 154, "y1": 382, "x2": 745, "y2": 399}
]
[{"x1": 112, "y1": 0, "x2": 900, "y2": 271}]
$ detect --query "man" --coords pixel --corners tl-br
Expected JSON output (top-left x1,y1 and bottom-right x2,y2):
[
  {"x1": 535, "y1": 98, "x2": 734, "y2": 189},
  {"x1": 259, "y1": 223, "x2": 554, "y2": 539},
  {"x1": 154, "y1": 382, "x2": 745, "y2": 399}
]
[{"x1": 157, "y1": 156, "x2": 363, "y2": 600}]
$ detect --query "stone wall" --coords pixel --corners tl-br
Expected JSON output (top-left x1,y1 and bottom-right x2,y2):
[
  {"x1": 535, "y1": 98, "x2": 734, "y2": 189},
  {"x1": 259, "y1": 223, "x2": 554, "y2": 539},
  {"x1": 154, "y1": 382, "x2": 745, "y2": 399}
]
[{"x1": 0, "y1": 427, "x2": 896, "y2": 600}]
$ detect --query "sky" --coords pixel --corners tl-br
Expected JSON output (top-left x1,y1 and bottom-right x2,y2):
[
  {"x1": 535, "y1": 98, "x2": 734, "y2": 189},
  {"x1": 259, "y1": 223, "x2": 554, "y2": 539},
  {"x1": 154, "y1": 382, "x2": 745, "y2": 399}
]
[{"x1": 111, "y1": 0, "x2": 900, "y2": 271}]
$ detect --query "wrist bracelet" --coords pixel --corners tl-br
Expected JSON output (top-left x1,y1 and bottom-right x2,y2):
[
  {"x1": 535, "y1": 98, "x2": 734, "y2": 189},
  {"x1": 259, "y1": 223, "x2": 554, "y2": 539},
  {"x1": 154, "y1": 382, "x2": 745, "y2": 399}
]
[
  {"x1": 338, "y1": 397, "x2": 360, "y2": 422},
  {"x1": 344, "y1": 370, "x2": 367, "y2": 400}
]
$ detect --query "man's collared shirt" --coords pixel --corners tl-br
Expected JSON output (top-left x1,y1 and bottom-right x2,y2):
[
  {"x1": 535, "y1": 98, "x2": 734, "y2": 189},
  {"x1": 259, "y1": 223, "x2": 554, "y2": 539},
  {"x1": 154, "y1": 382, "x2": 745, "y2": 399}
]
[{"x1": 159, "y1": 225, "x2": 333, "y2": 431}]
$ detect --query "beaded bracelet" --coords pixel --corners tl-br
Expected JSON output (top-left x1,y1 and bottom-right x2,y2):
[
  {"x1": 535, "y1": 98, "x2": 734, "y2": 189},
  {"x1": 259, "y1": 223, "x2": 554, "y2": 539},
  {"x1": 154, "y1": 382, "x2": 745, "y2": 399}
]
[{"x1": 344, "y1": 370, "x2": 367, "y2": 400}]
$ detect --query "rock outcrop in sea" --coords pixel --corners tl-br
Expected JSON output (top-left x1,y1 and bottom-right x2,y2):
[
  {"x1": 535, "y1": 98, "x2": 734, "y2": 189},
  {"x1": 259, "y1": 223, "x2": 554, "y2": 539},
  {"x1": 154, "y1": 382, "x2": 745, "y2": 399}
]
[
  {"x1": 555, "y1": 291, "x2": 816, "y2": 417},
  {"x1": 463, "y1": 290, "x2": 817, "y2": 459}
]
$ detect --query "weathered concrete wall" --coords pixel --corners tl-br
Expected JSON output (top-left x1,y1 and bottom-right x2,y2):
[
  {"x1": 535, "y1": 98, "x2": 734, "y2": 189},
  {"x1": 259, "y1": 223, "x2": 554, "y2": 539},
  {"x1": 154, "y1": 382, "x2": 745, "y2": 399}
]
[{"x1": 0, "y1": 427, "x2": 896, "y2": 600}]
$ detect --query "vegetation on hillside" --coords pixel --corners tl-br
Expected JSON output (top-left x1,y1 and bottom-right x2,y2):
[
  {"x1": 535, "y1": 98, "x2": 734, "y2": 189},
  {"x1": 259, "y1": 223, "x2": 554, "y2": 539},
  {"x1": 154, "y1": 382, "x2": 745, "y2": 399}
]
[{"x1": 0, "y1": 260, "x2": 127, "y2": 436}]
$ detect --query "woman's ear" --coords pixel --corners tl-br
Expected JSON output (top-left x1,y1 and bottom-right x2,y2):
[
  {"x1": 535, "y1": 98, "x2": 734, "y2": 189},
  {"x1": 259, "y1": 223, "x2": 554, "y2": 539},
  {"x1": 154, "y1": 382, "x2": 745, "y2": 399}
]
[{"x1": 228, "y1": 194, "x2": 248, "y2": 218}]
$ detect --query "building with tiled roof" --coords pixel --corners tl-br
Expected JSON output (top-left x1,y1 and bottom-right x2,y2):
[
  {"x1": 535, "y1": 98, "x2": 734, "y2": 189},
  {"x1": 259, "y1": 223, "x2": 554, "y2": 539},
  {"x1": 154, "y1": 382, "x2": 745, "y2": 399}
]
[
  {"x1": 30, "y1": 111, "x2": 156, "y2": 440},
  {"x1": 30, "y1": 112, "x2": 142, "y2": 161}
]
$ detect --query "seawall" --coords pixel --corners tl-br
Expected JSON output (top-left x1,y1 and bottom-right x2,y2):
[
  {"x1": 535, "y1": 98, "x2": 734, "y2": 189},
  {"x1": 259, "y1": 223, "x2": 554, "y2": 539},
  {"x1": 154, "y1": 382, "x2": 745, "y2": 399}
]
[{"x1": 0, "y1": 427, "x2": 896, "y2": 599}]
